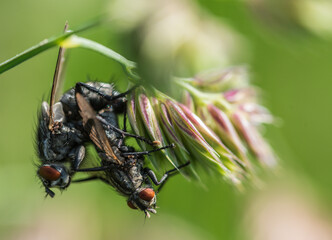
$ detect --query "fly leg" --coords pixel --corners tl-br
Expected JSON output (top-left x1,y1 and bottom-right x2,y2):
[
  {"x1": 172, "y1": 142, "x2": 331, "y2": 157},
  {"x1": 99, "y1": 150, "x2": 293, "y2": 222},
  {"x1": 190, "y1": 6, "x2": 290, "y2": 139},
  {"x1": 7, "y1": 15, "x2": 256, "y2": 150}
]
[
  {"x1": 75, "y1": 83, "x2": 157, "y2": 147},
  {"x1": 44, "y1": 186, "x2": 55, "y2": 198},
  {"x1": 72, "y1": 176, "x2": 109, "y2": 185},
  {"x1": 123, "y1": 108, "x2": 127, "y2": 132},
  {"x1": 144, "y1": 161, "x2": 191, "y2": 193},
  {"x1": 117, "y1": 107, "x2": 127, "y2": 147},
  {"x1": 96, "y1": 115, "x2": 158, "y2": 147},
  {"x1": 74, "y1": 166, "x2": 112, "y2": 172},
  {"x1": 68, "y1": 145, "x2": 85, "y2": 171},
  {"x1": 120, "y1": 144, "x2": 175, "y2": 157}
]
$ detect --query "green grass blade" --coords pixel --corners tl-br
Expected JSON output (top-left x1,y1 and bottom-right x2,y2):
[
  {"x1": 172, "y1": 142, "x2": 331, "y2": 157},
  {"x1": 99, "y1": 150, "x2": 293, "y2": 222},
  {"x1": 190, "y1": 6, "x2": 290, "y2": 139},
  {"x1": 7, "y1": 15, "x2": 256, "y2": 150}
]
[
  {"x1": 62, "y1": 36, "x2": 140, "y2": 82},
  {"x1": 0, "y1": 20, "x2": 99, "y2": 75}
]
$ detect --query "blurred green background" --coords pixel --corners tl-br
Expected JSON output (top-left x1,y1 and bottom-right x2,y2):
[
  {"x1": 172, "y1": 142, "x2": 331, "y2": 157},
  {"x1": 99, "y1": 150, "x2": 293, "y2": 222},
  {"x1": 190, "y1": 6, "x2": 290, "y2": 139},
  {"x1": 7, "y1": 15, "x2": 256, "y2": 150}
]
[{"x1": 1, "y1": 0, "x2": 332, "y2": 239}]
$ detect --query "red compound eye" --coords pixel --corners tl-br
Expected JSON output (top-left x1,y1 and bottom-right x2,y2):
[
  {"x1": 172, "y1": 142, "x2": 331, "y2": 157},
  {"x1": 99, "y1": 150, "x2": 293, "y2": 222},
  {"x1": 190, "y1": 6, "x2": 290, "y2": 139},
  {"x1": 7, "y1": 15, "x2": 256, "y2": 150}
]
[
  {"x1": 38, "y1": 166, "x2": 61, "y2": 181},
  {"x1": 139, "y1": 188, "x2": 155, "y2": 201},
  {"x1": 127, "y1": 201, "x2": 137, "y2": 210}
]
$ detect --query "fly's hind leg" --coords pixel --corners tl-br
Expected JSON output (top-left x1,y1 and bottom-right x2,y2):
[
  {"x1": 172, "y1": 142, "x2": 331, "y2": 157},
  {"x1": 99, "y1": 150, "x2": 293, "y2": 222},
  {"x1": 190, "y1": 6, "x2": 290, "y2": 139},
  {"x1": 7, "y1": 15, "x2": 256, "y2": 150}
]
[
  {"x1": 121, "y1": 144, "x2": 175, "y2": 157},
  {"x1": 144, "y1": 161, "x2": 191, "y2": 193}
]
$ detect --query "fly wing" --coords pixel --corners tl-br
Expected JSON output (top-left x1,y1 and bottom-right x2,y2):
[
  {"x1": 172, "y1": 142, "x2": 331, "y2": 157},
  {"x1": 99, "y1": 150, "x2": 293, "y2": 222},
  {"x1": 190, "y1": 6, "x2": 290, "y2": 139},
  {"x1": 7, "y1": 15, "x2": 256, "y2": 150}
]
[
  {"x1": 49, "y1": 22, "x2": 69, "y2": 130},
  {"x1": 75, "y1": 92, "x2": 122, "y2": 165}
]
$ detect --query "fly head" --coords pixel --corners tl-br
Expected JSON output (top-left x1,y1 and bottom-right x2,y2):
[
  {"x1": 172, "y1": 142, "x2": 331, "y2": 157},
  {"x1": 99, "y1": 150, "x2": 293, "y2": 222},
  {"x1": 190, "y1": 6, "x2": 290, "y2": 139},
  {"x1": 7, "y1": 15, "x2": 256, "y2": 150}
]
[
  {"x1": 127, "y1": 187, "x2": 157, "y2": 217},
  {"x1": 37, "y1": 163, "x2": 71, "y2": 197}
]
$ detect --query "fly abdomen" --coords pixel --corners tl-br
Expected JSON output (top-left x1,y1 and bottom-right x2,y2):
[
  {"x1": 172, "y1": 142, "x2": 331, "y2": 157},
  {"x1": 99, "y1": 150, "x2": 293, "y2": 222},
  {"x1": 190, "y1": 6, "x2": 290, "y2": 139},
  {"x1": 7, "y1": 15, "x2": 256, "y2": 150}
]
[
  {"x1": 60, "y1": 82, "x2": 118, "y2": 121},
  {"x1": 105, "y1": 165, "x2": 144, "y2": 196}
]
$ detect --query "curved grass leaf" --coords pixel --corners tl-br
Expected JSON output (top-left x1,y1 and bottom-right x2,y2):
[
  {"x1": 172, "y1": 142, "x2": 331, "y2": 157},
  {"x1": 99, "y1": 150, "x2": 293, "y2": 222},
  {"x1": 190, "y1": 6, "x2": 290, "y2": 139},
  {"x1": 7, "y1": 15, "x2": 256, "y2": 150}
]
[{"x1": 0, "y1": 21, "x2": 99, "y2": 74}]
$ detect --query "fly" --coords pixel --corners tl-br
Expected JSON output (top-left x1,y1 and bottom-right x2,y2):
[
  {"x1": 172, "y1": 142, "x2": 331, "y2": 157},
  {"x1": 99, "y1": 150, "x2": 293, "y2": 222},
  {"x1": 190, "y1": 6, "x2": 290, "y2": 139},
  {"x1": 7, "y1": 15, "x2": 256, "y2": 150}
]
[
  {"x1": 36, "y1": 24, "x2": 150, "y2": 197},
  {"x1": 74, "y1": 90, "x2": 190, "y2": 217}
]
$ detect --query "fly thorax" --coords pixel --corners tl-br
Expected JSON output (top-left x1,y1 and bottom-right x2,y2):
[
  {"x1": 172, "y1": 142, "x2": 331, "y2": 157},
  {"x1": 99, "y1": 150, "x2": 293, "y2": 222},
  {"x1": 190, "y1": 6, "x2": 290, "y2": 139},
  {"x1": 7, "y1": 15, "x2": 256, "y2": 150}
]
[
  {"x1": 128, "y1": 165, "x2": 144, "y2": 188},
  {"x1": 43, "y1": 125, "x2": 80, "y2": 161}
]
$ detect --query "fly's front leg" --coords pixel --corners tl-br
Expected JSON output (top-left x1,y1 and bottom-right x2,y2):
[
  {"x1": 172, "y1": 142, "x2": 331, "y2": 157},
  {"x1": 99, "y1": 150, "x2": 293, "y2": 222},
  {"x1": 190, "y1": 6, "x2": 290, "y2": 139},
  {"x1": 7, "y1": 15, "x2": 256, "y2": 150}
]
[
  {"x1": 44, "y1": 186, "x2": 55, "y2": 198},
  {"x1": 68, "y1": 145, "x2": 85, "y2": 171},
  {"x1": 144, "y1": 161, "x2": 190, "y2": 193}
]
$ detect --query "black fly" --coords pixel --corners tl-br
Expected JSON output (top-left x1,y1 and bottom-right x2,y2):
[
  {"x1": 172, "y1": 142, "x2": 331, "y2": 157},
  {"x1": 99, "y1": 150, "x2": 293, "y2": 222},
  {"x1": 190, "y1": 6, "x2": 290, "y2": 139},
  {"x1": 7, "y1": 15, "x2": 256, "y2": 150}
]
[
  {"x1": 36, "y1": 24, "x2": 140, "y2": 197},
  {"x1": 36, "y1": 81, "x2": 127, "y2": 197},
  {"x1": 74, "y1": 90, "x2": 190, "y2": 217},
  {"x1": 37, "y1": 23, "x2": 190, "y2": 215}
]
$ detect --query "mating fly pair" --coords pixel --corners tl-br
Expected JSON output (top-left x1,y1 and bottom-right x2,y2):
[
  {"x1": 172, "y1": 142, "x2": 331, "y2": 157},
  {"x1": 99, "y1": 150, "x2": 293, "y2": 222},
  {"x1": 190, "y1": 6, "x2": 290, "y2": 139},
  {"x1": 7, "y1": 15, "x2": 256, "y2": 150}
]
[
  {"x1": 36, "y1": 33, "x2": 129, "y2": 197},
  {"x1": 36, "y1": 23, "x2": 189, "y2": 216}
]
